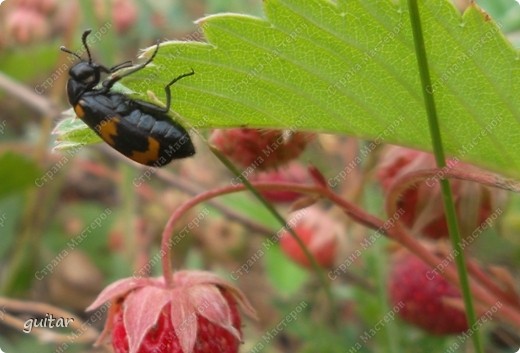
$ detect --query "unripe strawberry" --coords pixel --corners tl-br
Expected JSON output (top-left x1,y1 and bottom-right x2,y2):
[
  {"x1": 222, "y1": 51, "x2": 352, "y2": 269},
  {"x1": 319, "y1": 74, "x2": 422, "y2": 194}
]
[
  {"x1": 88, "y1": 271, "x2": 256, "y2": 353},
  {"x1": 280, "y1": 207, "x2": 340, "y2": 268},
  {"x1": 388, "y1": 251, "x2": 468, "y2": 335},
  {"x1": 251, "y1": 162, "x2": 310, "y2": 203},
  {"x1": 210, "y1": 128, "x2": 314, "y2": 170},
  {"x1": 376, "y1": 146, "x2": 506, "y2": 239}
]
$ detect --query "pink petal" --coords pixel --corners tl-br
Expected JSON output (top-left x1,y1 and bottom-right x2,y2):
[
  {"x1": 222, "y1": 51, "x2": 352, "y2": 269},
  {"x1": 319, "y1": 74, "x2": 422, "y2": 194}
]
[
  {"x1": 86, "y1": 277, "x2": 153, "y2": 311},
  {"x1": 170, "y1": 289, "x2": 198, "y2": 353},
  {"x1": 173, "y1": 270, "x2": 257, "y2": 320},
  {"x1": 188, "y1": 286, "x2": 230, "y2": 323},
  {"x1": 124, "y1": 286, "x2": 171, "y2": 353},
  {"x1": 93, "y1": 300, "x2": 122, "y2": 347},
  {"x1": 173, "y1": 270, "x2": 227, "y2": 287},
  {"x1": 188, "y1": 285, "x2": 241, "y2": 340},
  {"x1": 220, "y1": 285, "x2": 258, "y2": 321}
]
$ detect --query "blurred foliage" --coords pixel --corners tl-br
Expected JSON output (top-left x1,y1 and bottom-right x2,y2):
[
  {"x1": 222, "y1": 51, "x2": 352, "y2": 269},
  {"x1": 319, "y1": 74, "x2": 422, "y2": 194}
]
[{"x1": 0, "y1": 0, "x2": 519, "y2": 352}]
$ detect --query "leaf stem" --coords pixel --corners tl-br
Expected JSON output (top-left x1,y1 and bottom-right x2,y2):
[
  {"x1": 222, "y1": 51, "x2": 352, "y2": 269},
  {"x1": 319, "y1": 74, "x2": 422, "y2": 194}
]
[
  {"x1": 159, "y1": 178, "x2": 520, "y2": 326},
  {"x1": 209, "y1": 147, "x2": 336, "y2": 306},
  {"x1": 408, "y1": 1, "x2": 483, "y2": 351}
]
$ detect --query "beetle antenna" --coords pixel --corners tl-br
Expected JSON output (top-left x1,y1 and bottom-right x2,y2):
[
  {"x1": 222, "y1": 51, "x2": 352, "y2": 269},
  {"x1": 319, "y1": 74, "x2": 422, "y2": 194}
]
[
  {"x1": 82, "y1": 29, "x2": 93, "y2": 64},
  {"x1": 60, "y1": 46, "x2": 82, "y2": 60}
]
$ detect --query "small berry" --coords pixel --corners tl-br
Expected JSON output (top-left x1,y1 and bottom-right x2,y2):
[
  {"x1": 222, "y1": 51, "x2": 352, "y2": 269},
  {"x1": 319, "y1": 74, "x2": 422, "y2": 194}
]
[
  {"x1": 210, "y1": 128, "x2": 314, "y2": 170},
  {"x1": 251, "y1": 162, "x2": 310, "y2": 203},
  {"x1": 280, "y1": 206, "x2": 340, "y2": 268},
  {"x1": 5, "y1": 7, "x2": 49, "y2": 44},
  {"x1": 112, "y1": 0, "x2": 138, "y2": 34},
  {"x1": 13, "y1": 0, "x2": 57, "y2": 13},
  {"x1": 88, "y1": 271, "x2": 256, "y2": 353},
  {"x1": 387, "y1": 251, "x2": 468, "y2": 335},
  {"x1": 376, "y1": 146, "x2": 506, "y2": 239}
]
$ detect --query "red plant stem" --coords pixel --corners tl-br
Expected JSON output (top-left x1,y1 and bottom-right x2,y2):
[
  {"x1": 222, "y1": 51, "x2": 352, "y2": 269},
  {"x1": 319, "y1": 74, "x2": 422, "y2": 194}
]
[
  {"x1": 385, "y1": 167, "x2": 520, "y2": 323},
  {"x1": 466, "y1": 259, "x2": 520, "y2": 309},
  {"x1": 160, "y1": 179, "x2": 520, "y2": 326},
  {"x1": 342, "y1": 189, "x2": 520, "y2": 324},
  {"x1": 161, "y1": 187, "x2": 231, "y2": 286},
  {"x1": 385, "y1": 168, "x2": 520, "y2": 217}
]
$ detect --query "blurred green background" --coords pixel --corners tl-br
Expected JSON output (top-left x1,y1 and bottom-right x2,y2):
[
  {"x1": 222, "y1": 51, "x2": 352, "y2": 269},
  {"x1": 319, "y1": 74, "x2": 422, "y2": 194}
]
[{"x1": 0, "y1": 0, "x2": 520, "y2": 353}]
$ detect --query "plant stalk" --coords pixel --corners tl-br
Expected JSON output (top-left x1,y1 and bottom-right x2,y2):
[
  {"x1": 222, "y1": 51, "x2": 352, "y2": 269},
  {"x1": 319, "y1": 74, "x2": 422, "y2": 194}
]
[{"x1": 407, "y1": 1, "x2": 483, "y2": 351}]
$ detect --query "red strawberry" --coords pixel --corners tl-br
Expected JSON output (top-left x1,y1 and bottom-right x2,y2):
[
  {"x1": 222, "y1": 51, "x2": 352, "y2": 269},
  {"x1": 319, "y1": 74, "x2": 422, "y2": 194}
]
[
  {"x1": 87, "y1": 271, "x2": 256, "y2": 353},
  {"x1": 251, "y1": 162, "x2": 310, "y2": 203},
  {"x1": 376, "y1": 146, "x2": 506, "y2": 239},
  {"x1": 387, "y1": 251, "x2": 468, "y2": 335},
  {"x1": 210, "y1": 128, "x2": 314, "y2": 170},
  {"x1": 280, "y1": 206, "x2": 340, "y2": 269}
]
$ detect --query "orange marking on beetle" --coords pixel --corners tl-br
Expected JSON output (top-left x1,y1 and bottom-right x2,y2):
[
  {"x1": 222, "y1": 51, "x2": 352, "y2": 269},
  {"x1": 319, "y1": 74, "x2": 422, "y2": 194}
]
[
  {"x1": 130, "y1": 137, "x2": 160, "y2": 165},
  {"x1": 97, "y1": 117, "x2": 120, "y2": 146},
  {"x1": 74, "y1": 101, "x2": 86, "y2": 118}
]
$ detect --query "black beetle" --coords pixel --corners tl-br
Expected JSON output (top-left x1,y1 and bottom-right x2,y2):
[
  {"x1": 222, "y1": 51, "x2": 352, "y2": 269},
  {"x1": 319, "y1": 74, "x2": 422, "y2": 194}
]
[{"x1": 60, "y1": 29, "x2": 195, "y2": 167}]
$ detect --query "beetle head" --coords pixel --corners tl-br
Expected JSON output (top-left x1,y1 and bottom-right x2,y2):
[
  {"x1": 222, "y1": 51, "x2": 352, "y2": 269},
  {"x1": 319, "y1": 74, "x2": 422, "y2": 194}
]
[{"x1": 60, "y1": 29, "x2": 102, "y2": 88}]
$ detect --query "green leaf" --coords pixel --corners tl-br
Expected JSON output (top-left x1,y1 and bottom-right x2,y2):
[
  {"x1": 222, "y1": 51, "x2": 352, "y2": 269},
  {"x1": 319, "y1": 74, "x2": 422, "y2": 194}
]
[
  {"x1": 0, "y1": 196, "x2": 24, "y2": 259},
  {"x1": 0, "y1": 43, "x2": 60, "y2": 82},
  {"x1": 0, "y1": 152, "x2": 41, "y2": 199},
  {"x1": 57, "y1": 0, "x2": 520, "y2": 177},
  {"x1": 264, "y1": 244, "x2": 308, "y2": 296},
  {"x1": 52, "y1": 109, "x2": 100, "y2": 150}
]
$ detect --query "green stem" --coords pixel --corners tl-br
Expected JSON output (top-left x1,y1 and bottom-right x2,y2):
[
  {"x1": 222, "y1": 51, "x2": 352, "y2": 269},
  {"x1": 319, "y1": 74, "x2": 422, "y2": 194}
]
[
  {"x1": 384, "y1": 168, "x2": 520, "y2": 309},
  {"x1": 121, "y1": 164, "x2": 137, "y2": 272},
  {"x1": 209, "y1": 147, "x2": 337, "y2": 323},
  {"x1": 407, "y1": 1, "x2": 483, "y2": 352}
]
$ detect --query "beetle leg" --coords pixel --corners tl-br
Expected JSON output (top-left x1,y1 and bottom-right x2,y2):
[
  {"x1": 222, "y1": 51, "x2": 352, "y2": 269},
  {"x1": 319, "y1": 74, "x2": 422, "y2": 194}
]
[
  {"x1": 102, "y1": 42, "x2": 160, "y2": 90},
  {"x1": 131, "y1": 69, "x2": 195, "y2": 113},
  {"x1": 99, "y1": 65, "x2": 112, "y2": 74},
  {"x1": 160, "y1": 68, "x2": 195, "y2": 112},
  {"x1": 109, "y1": 60, "x2": 134, "y2": 72}
]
